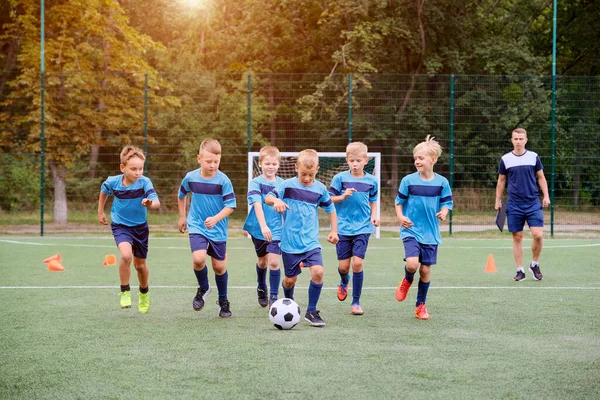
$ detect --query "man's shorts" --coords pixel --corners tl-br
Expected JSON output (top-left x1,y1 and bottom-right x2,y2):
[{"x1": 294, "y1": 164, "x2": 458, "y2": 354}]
[
  {"x1": 506, "y1": 201, "x2": 544, "y2": 233},
  {"x1": 189, "y1": 234, "x2": 227, "y2": 261},
  {"x1": 281, "y1": 248, "x2": 323, "y2": 278},
  {"x1": 111, "y1": 222, "x2": 149, "y2": 259},
  {"x1": 251, "y1": 237, "x2": 282, "y2": 257},
  {"x1": 402, "y1": 236, "x2": 438, "y2": 266},
  {"x1": 336, "y1": 233, "x2": 371, "y2": 260}
]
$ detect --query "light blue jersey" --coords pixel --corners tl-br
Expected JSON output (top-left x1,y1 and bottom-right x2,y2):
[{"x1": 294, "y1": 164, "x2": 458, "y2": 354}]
[
  {"x1": 243, "y1": 175, "x2": 285, "y2": 241},
  {"x1": 268, "y1": 177, "x2": 336, "y2": 254},
  {"x1": 178, "y1": 169, "x2": 236, "y2": 241},
  {"x1": 101, "y1": 175, "x2": 158, "y2": 226},
  {"x1": 329, "y1": 170, "x2": 378, "y2": 235},
  {"x1": 395, "y1": 172, "x2": 453, "y2": 245},
  {"x1": 498, "y1": 150, "x2": 543, "y2": 205}
]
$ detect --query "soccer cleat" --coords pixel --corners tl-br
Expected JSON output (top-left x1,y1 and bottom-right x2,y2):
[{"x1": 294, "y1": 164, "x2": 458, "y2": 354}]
[
  {"x1": 337, "y1": 283, "x2": 348, "y2": 301},
  {"x1": 192, "y1": 285, "x2": 212, "y2": 311},
  {"x1": 529, "y1": 264, "x2": 543, "y2": 281},
  {"x1": 304, "y1": 310, "x2": 326, "y2": 327},
  {"x1": 120, "y1": 290, "x2": 132, "y2": 309},
  {"x1": 218, "y1": 299, "x2": 232, "y2": 318},
  {"x1": 350, "y1": 303, "x2": 364, "y2": 315},
  {"x1": 138, "y1": 292, "x2": 150, "y2": 314},
  {"x1": 268, "y1": 295, "x2": 278, "y2": 308},
  {"x1": 257, "y1": 288, "x2": 269, "y2": 308},
  {"x1": 513, "y1": 270, "x2": 526, "y2": 281},
  {"x1": 395, "y1": 278, "x2": 412, "y2": 302},
  {"x1": 415, "y1": 303, "x2": 430, "y2": 320}
]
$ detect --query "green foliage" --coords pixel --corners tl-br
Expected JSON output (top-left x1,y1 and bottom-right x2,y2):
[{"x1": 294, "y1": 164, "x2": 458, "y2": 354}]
[{"x1": 0, "y1": 154, "x2": 40, "y2": 211}]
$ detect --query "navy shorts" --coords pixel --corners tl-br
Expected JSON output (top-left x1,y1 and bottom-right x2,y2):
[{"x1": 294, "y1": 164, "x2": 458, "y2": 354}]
[
  {"x1": 111, "y1": 222, "x2": 149, "y2": 259},
  {"x1": 402, "y1": 236, "x2": 438, "y2": 266},
  {"x1": 506, "y1": 202, "x2": 544, "y2": 232},
  {"x1": 251, "y1": 237, "x2": 282, "y2": 257},
  {"x1": 189, "y1": 234, "x2": 227, "y2": 261},
  {"x1": 281, "y1": 248, "x2": 323, "y2": 278},
  {"x1": 336, "y1": 233, "x2": 371, "y2": 260}
]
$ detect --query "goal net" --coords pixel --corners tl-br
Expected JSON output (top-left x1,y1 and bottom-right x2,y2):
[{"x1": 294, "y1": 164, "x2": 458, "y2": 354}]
[{"x1": 247, "y1": 152, "x2": 382, "y2": 238}]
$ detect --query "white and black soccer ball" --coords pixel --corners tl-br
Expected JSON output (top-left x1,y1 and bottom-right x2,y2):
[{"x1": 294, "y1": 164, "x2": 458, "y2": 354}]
[{"x1": 269, "y1": 298, "x2": 301, "y2": 330}]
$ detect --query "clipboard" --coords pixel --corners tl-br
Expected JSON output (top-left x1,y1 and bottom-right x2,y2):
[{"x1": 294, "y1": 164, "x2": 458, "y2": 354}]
[{"x1": 495, "y1": 201, "x2": 506, "y2": 232}]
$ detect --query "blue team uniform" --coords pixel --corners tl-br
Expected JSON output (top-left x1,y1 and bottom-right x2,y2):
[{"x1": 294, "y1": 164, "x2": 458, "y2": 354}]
[
  {"x1": 329, "y1": 170, "x2": 378, "y2": 235},
  {"x1": 101, "y1": 175, "x2": 158, "y2": 226},
  {"x1": 178, "y1": 169, "x2": 236, "y2": 242},
  {"x1": 243, "y1": 175, "x2": 285, "y2": 241},
  {"x1": 395, "y1": 172, "x2": 453, "y2": 245}
]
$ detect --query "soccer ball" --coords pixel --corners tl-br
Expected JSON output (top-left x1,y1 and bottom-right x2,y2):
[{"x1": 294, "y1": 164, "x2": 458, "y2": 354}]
[{"x1": 269, "y1": 298, "x2": 301, "y2": 330}]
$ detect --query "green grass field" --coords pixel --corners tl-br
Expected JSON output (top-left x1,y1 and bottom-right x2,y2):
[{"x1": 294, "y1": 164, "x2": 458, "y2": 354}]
[{"x1": 1, "y1": 236, "x2": 599, "y2": 399}]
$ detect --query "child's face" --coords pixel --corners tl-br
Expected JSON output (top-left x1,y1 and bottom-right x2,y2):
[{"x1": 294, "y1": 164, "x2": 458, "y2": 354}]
[
  {"x1": 120, "y1": 156, "x2": 144, "y2": 185},
  {"x1": 413, "y1": 150, "x2": 436, "y2": 174},
  {"x1": 260, "y1": 155, "x2": 280, "y2": 180},
  {"x1": 197, "y1": 151, "x2": 221, "y2": 178},
  {"x1": 346, "y1": 153, "x2": 369, "y2": 176},
  {"x1": 296, "y1": 163, "x2": 319, "y2": 186}
]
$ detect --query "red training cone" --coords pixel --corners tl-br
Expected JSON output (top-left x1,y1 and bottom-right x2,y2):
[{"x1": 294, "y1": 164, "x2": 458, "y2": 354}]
[
  {"x1": 103, "y1": 254, "x2": 117, "y2": 266},
  {"x1": 485, "y1": 254, "x2": 497, "y2": 273},
  {"x1": 47, "y1": 259, "x2": 65, "y2": 272}
]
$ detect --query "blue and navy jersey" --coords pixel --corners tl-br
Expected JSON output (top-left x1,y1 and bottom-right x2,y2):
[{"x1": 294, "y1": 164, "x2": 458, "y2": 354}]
[
  {"x1": 243, "y1": 175, "x2": 285, "y2": 241},
  {"x1": 329, "y1": 170, "x2": 378, "y2": 235},
  {"x1": 395, "y1": 172, "x2": 453, "y2": 245},
  {"x1": 101, "y1": 175, "x2": 158, "y2": 227},
  {"x1": 268, "y1": 177, "x2": 336, "y2": 254},
  {"x1": 178, "y1": 169, "x2": 236, "y2": 241},
  {"x1": 498, "y1": 150, "x2": 543, "y2": 205}
]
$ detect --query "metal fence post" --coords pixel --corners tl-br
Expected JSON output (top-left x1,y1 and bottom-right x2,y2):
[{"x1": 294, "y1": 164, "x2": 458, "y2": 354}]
[
  {"x1": 247, "y1": 73, "x2": 252, "y2": 152},
  {"x1": 39, "y1": 0, "x2": 45, "y2": 236},
  {"x1": 449, "y1": 74, "x2": 455, "y2": 236},
  {"x1": 144, "y1": 72, "x2": 149, "y2": 170},
  {"x1": 550, "y1": 0, "x2": 558, "y2": 237},
  {"x1": 348, "y1": 73, "x2": 353, "y2": 143}
]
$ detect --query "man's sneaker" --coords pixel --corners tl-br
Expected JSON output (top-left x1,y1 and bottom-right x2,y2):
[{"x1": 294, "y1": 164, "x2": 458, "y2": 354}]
[
  {"x1": 120, "y1": 291, "x2": 132, "y2": 309},
  {"x1": 396, "y1": 278, "x2": 412, "y2": 302},
  {"x1": 513, "y1": 270, "x2": 526, "y2": 281},
  {"x1": 257, "y1": 288, "x2": 269, "y2": 308},
  {"x1": 415, "y1": 303, "x2": 430, "y2": 320},
  {"x1": 304, "y1": 310, "x2": 326, "y2": 327},
  {"x1": 138, "y1": 292, "x2": 150, "y2": 314},
  {"x1": 529, "y1": 263, "x2": 543, "y2": 281},
  {"x1": 192, "y1": 285, "x2": 211, "y2": 311},
  {"x1": 350, "y1": 303, "x2": 364, "y2": 315},
  {"x1": 218, "y1": 299, "x2": 232, "y2": 318},
  {"x1": 337, "y1": 283, "x2": 348, "y2": 301}
]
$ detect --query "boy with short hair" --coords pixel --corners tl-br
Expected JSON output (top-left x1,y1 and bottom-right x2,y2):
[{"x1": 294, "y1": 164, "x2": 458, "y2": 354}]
[
  {"x1": 98, "y1": 145, "x2": 160, "y2": 314},
  {"x1": 329, "y1": 142, "x2": 379, "y2": 315},
  {"x1": 395, "y1": 135, "x2": 453, "y2": 320},
  {"x1": 242, "y1": 146, "x2": 284, "y2": 307},
  {"x1": 265, "y1": 149, "x2": 339, "y2": 327},
  {"x1": 178, "y1": 139, "x2": 236, "y2": 318}
]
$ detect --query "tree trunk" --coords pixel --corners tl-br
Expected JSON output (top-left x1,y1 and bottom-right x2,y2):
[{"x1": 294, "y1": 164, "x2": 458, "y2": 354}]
[{"x1": 49, "y1": 160, "x2": 68, "y2": 224}]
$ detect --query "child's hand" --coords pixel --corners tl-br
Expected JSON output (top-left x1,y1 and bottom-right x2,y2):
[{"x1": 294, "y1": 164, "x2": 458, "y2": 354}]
[
  {"x1": 261, "y1": 226, "x2": 273, "y2": 242},
  {"x1": 371, "y1": 218, "x2": 380, "y2": 227},
  {"x1": 178, "y1": 216, "x2": 187, "y2": 233},
  {"x1": 436, "y1": 208, "x2": 449, "y2": 221},
  {"x1": 98, "y1": 213, "x2": 108, "y2": 225},
  {"x1": 141, "y1": 198, "x2": 152, "y2": 208},
  {"x1": 342, "y1": 188, "x2": 356, "y2": 199},
  {"x1": 204, "y1": 216, "x2": 218, "y2": 229},
  {"x1": 273, "y1": 199, "x2": 290, "y2": 214},
  {"x1": 399, "y1": 215, "x2": 413, "y2": 229},
  {"x1": 327, "y1": 231, "x2": 339, "y2": 244}
]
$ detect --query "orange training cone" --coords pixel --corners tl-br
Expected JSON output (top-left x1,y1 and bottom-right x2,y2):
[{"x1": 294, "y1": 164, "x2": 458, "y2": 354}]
[
  {"x1": 485, "y1": 254, "x2": 497, "y2": 273},
  {"x1": 43, "y1": 253, "x2": 61, "y2": 264},
  {"x1": 103, "y1": 254, "x2": 117, "y2": 266},
  {"x1": 47, "y1": 259, "x2": 65, "y2": 272}
]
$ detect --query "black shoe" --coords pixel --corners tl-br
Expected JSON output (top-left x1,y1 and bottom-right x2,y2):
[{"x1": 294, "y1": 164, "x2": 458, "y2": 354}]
[
  {"x1": 192, "y1": 285, "x2": 211, "y2": 311},
  {"x1": 304, "y1": 310, "x2": 326, "y2": 327},
  {"x1": 218, "y1": 299, "x2": 232, "y2": 318},
  {"x1": 513, "y1": 270, "x2": 526, "y2": 281},
  {"x1": 257, "y1": 288, "x2": 269, "y2": 308},
  {"x1": 529, "y1": 264, "x2": 543, "y2": 281}
]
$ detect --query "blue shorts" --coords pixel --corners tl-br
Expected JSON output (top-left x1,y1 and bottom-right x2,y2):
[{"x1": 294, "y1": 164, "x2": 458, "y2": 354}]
[
  {"x1": 189, "y1": 234, "x2": 227, "y2": 261},
  {"x1": 336, "y1": 233, "x2": 371, "y2": 260},
  {"x1": 507, "y1": 202, "x2": 544, "y2": 232},
  {"x1": 111, "y1": 222, "x2": 149, "y2": 259},
  {"x1": 402, "y1": 236, "x2": 438, "y2": 266},
  {"x1": 251, "y1": 237, "x2": 281, "y2": 257},
  {"x1": 281, "y1": 248, "x2": 323, "y2": 278}
]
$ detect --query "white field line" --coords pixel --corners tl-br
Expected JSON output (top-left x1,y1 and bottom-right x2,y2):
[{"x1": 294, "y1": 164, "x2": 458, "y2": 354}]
[{"x1": 0, "y1": 285, "x2": 599, "y2": 290}]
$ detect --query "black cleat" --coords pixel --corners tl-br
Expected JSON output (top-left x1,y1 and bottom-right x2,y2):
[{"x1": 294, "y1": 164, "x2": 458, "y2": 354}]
[
  {"x1": 513, "y1": 270, "x2": 526, "y2": 281},
  {"x1": 529, "y1": 264, "x2": 543, "y2": 281},
  {"x1": 304, "y1": 310, "x2": 326, "y2": 327},
  {"x1": 218, "y1": 299, "x2": 232, "y2": 318},
  {"x1": 257, "y1": 288, "x2": 269, "y2": 308},
  {"x1": 192, "y1": 285, "x2": 211, "y2": 311}
]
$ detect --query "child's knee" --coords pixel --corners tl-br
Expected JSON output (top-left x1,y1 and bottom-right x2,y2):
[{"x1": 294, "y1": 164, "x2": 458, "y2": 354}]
[
  {"x1": 406, "y1": 259, "x2": 419, "y2": 272},
  {"x1": 352, "y1": 258, "x2": 364, "y2": 272},
  {"x1": 120, "y1": 252, "x2": 133, "y2": 265},
  {"x1": 283, "y1": 276, "x2": 297, "y2": 288}
]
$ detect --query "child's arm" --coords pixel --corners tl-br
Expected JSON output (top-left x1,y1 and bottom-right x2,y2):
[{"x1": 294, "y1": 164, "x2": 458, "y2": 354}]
[
  {"x1": 327, "y1": 211, "x2": 339, "y2": 244},
  {"x1": 204, "y1": 207, "x2": 235, "y2": 229},
  {"x1": 330, "y1": 188, "x2": 356, "y2": 204},
  {"x1": 98, "y1": 191, "x2": 109, "y2": 225},
  {"x1": 177, "y1": 197, "x2": 187, "y2": 233},
  {"x1": 252, "y1": 201, "x2": 273, "y2": 242},
  {"x1": 436, "y1": 207, "x2": 449, "y2": 221},
  {"x1": 395, "y1": 204, "x2": 413, "y2": 229},
  {"x1": 265, "y1": 194, "x2": 290, "y2": 214},
  {"x1": 142, "y1": 198, "x2": 161, "y2": 210},
  {"x1": 370, "y1": 201, "x2": 380, "y2": 227}
]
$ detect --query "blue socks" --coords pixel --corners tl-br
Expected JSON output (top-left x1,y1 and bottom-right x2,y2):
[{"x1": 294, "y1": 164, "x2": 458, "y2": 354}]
[
  {"x1": 194, "y1": 267, "x2": 209, "y2": 291},
  {"x1": 352, "y1": 271, "x2": 363, "y2": 304},
  {"x1": 338, "y1": 268, "x2": 350, "y2": 286},
  {"x1": 283, "y1": 283, "x2": 294, "y2": 300},
  {"x1": 215, "y1": 270, "x2": 228, "y2": 301},
  {"x1": 405, "y1": 266, "x2": 415, "y2": 284},
  {"x1": 256, "y1": 264, "x2": 267, "y2": 291},
  {"x1": 416, "y1": 279, "x2": 430, "y2": 306},
  {"x1": 307, "y1": 280, "x2": 323, "y2": 312},
  {"x1": 269, "y1": 269, "x2": 280, "y2": 298}
]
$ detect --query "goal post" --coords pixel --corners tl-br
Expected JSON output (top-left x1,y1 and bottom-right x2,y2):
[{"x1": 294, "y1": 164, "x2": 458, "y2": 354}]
[{"x1": 247, "y1": 152, "x2": 382, "y2": 238}]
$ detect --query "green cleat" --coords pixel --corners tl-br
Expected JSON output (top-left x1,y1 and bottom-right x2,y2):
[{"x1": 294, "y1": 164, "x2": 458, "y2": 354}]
[
  {"x1": 138, "y1": 292, "x2": 150, "y2": 314},
  {"x1": 120, "y1": 290, "x2": 132, "y2": 309}
]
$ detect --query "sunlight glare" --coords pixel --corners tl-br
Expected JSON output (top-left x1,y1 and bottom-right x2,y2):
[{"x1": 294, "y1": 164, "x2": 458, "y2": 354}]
[{"x1": 179, "y1": 0, "x2": 208, "y2": 10}]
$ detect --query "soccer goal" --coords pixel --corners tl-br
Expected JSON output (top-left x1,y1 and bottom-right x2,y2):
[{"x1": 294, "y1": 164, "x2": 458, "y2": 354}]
[{"x1": 247, "y1": 152, "x2": 382, "y2": 238}]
